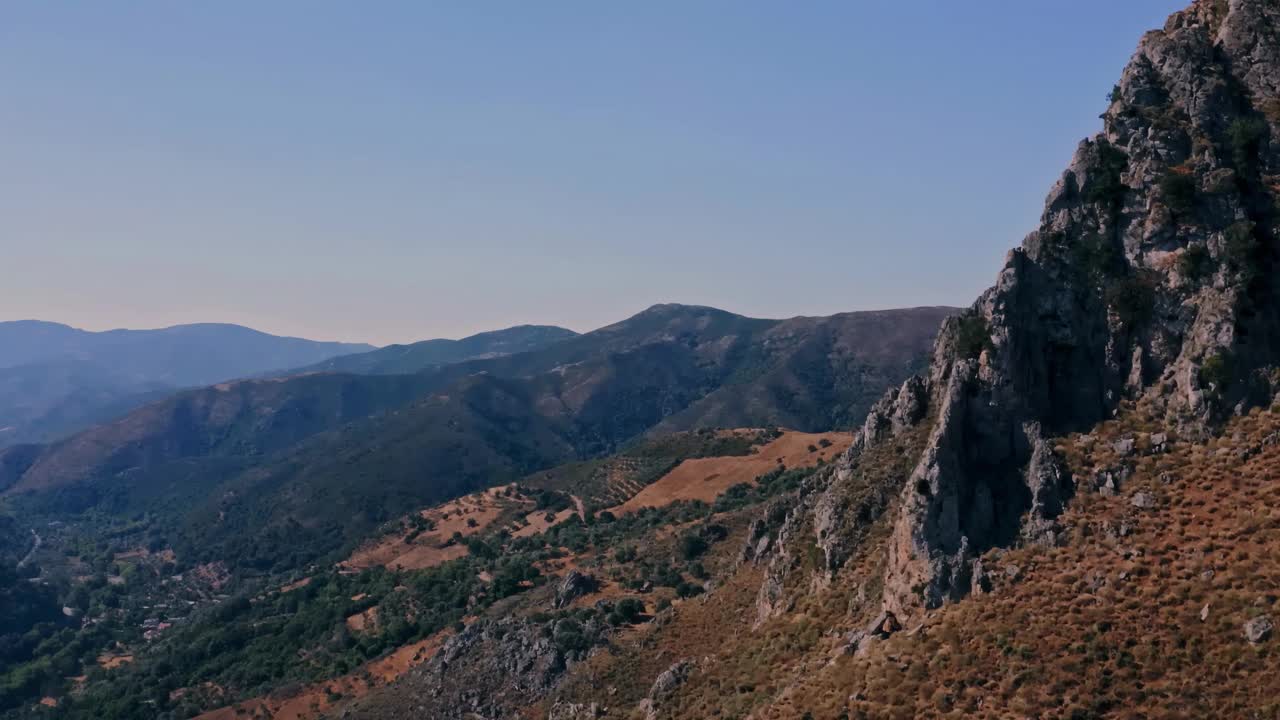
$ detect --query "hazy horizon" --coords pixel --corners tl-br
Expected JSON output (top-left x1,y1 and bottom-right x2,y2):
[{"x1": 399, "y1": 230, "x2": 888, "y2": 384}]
[
  {"x1": 2, "y1": 300, "x2": 970, "y2": 347},
  {"x1": 2, "y1": 1, "x2": 1183, "y2": 345}
]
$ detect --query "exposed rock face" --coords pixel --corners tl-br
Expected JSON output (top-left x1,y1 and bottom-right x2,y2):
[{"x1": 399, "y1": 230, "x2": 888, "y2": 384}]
[
  {"x1": 548, "y1": 701, "x2": 604, "y2": 720},
  {"x1": 1244, "y1": 614, "x2": 1274, "y2": 644},
  {"x1": 636, "y1": 659, "x2": 694, "y2": 720},
  {"x1": 753, "y1": 379, "x2": 929, "y2": 625},
  {"x1": 876, "y1": 0, "x2": 1280, "y2": 615},
  {"x1": 553, "y1": 570, "x2": 599, "y2": 609},
  {"x1": 880, "y1": 0, "x2": 1280, "y2": 616},
  {"x1": 342, "y1": 617, "x2": 609, "y2": 719},
  {"x1": 757, "y1": 0, "x2": 1280, "y2": 622}
]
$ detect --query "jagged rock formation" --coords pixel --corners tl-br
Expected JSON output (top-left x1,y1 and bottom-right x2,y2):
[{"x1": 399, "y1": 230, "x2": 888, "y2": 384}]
[
  {"x1": 552, "y1": 570, "x2": 598, "y2": 609},
  {"x1": 752, "y1": 392, "x2": 931, "y2": 624},
  {"x1": 635, "y1": 659, "x2": 694, "y2": 720},
  {"x1": 340, "y1": 617, "x2": 610, "y2": 720},
  {"x1": 760, "y1": 0, "x2": 1280, "y2": 622}
]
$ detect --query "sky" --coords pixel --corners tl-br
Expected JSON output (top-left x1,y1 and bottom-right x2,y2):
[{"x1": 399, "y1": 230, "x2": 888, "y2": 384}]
[{"x1": 0, "y1": 1, "x2": 1185, "y2": 346}]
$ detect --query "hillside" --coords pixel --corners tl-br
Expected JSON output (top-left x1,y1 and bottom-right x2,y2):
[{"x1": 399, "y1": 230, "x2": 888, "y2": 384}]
[
  {"x1": 0, "y1": 359, "x2": 173, "y2": 448},
  {"x1": 0, "y1": 305, "x2": 949, "y2": 574},
  {"x1": 650, "y1": 309, "x2": 948, "y2": 433},
  {"x1": 18, "y1": 427, "x2": 845, "y2": 718},
  {"x1": 1, "y1": 372, "x2": 442, "y2": 498},
  {"x1": 0, "y1": 321, "x2": 373, "y2": 447}
]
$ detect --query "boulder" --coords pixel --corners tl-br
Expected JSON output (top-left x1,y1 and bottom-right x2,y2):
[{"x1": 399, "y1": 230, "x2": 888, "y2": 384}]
[
  {"x1": 549, "y1": 701, "x2": 603, "y2": 719},
  {"x1": 1148, "y1": 433, "x2": 1169, "y2": 453},
  {"x1": 1130, "y1": 492, "x2": 1156, "y2": 509},
  {"x1": 866, "y1": 610, "x2": 901, "y2": 639},
  {"x1": 638, "y1": 659, "x2": 694, "y2": 720},
  {"x1": 1244, "y1": 615, "x2": 1274, "y2": 644},
  {"x1": 553, "y1": 571, "x2": 598, "y2": 609}
]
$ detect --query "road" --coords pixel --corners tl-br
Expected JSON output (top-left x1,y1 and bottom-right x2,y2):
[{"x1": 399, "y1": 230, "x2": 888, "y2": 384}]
[{"x1": 17, "y1": 528, "x2": 41, "y2": 569}]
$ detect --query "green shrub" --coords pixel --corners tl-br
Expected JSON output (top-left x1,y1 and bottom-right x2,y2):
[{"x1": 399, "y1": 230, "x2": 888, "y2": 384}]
[
  {"x1": 609, "y1": 597, "x2": 645, "y2": 625},
  {"x1": 701, "y1": 523, "x2": 729, "y2": 543},
  {"x1": 553, "y1": 619, "x2": 590, "y2": 654},
  {"x1": 1228, "y1": 116, "x2": 1268, "y2": 175},
  {"x1": 1223, "y1": 221, "x2": 1259, "y2": 280},
  {"x1": 679, "y1": 533, "x2": 708, "y2": 560},
  {"x1": 1071, "y1": 234, "x2": 1122, "y2": 281},
  {"x1": 1104, "y1": 273, "x2": 1157, "y2": 327},
  {"x1": 1083, "y1": 141, "x2": 1129, "y2": 214},
  {"x1": 1199, "y1": 353, "x2": 1231, "y2": 390},
  {"x1": 1179, "y1": 244, "x2": 1212, "y2": 281},
  {"x1": 1159, "y1": 172, "x2": 1196, "y2": 217},
  {"x1": 954, "y1": 313, "x2": 992, "y2": 360},
  {"x1": 675, "y1": 581, "x2": 704, "y2": 599}
]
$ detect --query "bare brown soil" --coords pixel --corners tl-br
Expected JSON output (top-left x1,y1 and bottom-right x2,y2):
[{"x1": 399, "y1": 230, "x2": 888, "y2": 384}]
[
  {"x1": 96, "y1": 653, "x2": 133, "y2": 670},
  {"x1": 340, "y1": 485, "x2": 524, "y2": 571},
  {"x1": 610, "y1": 430, "x2": 853, "y2": 514},
  {"x1": 345, "y1": 605, "x2": 378, "y2": 633},
  {"x1": 511, "y1": 497, "x2": 583, "y2": 538}
]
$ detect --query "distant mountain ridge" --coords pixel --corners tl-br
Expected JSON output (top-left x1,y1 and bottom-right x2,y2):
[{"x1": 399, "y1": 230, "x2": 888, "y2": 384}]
[
  {"x1": 2, "y1": 303, "x2": 956, "y2": 573},
  {"x1": 0, "y1": 320, "x2": 375, "y2": 446},
  {"x1": 289, "y1": 324, "x2": 580, "y2": 376},
  {"x1": 0, "y1": 321, "x2": 375, "y2": 384}
]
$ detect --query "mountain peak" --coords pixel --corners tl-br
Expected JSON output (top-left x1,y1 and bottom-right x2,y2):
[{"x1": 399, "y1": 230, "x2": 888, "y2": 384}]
[
  {"x1": 289, "y1": 324, "x2": 579, "y2": 376},
  {"x1": 628, "y1": 303, "x2": 742, "y2": 320}
]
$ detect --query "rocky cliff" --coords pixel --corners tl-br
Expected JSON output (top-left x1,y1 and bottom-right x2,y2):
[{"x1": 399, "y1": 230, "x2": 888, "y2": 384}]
[{"x1": 758, "y1": 0, "x2": 1280, "y2": 623}]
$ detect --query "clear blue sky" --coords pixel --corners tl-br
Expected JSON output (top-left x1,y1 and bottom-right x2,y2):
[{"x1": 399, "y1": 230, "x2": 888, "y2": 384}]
[{"x1": 0, "y1": 1, "x2": 1184, "y2": 345}]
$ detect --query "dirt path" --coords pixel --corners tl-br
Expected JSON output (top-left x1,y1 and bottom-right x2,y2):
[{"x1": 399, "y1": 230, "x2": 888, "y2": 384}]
[{"x1": 17, "y1": 529, "x2": 40, "y2": 569}]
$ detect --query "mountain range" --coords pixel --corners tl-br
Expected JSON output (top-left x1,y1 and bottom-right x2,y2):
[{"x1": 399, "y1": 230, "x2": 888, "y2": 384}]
[
  {"x1": 1, "y1": 304, "x2": 953, "y2": 574},
  {"x1": 288, "y1": 324, "x2": 581, "y2": 376}
]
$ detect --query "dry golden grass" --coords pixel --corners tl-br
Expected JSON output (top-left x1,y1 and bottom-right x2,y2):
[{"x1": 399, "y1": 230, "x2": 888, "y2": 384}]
[
  {"x1": 609, "y1": 431, "x2": 853, "y2": 515},
  {"x1": 533, "y1": 408, "x2": 1280, "y2": 719},
  {"x1": 755, "y1": 407, "x2": 1280, "y2": 719},
  {"x1": 345, "y1": 605, "x2": 378, "y2": 634},
  {"x1": 339, "y1": 484, "x2": 527, "y2": 572}
]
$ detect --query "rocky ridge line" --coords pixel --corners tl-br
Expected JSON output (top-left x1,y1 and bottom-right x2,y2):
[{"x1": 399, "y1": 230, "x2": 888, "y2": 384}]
[{"x1": 757, "y1": 0, "x2": 1280, "y2": 624}]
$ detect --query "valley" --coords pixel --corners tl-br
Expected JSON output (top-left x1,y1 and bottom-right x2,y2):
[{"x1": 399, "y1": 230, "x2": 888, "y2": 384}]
[{"x1": 0, "y1": 305, "x2": 948, "y2": 718}]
